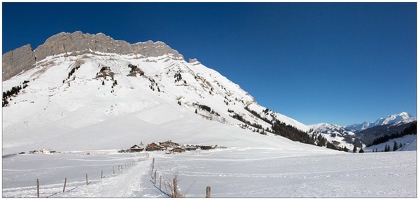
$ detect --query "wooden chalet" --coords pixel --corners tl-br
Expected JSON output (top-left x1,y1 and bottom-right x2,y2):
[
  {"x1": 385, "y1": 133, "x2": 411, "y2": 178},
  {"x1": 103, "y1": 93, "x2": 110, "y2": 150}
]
[
  {"x1": 172, "y1": 147, "x2": 186, "y2": 153},
  {"x1": 146, "y1": 142, "x2": 162, "y2": 151},
  {"x1": 184, "y1": 145, "x2": 198, "y2": 151},
  {"x1": 129, "y1": 144, "x2": 144, "y2": 152},
  {"x1": 159, "y1": 140, "x2": 180, "y2": 148}
]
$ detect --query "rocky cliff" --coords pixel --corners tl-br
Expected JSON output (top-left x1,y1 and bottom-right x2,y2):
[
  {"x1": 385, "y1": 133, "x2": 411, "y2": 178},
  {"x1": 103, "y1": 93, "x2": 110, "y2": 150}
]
[
  {"x1": 2, "y1": 31, "x2": 183, "y2": 81},
  {"x1": 2, "y1": 44, "x2": 36, "y2": 81}
]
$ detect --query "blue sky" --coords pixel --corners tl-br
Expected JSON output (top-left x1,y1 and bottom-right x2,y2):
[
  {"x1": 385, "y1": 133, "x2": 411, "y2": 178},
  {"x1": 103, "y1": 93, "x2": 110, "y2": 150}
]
[{"x1": 2, "y1": 2, "x2": 417, "y2": 126}]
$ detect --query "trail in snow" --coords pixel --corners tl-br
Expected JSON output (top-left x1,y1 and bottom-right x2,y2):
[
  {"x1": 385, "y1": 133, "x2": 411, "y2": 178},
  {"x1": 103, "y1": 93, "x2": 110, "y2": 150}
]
[{"x1": 3, "y1": 152, "x2": 160, "y2": 198}]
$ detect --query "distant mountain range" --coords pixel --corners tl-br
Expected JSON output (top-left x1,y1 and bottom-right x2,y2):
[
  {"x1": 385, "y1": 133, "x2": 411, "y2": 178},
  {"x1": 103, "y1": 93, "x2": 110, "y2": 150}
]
[
  {"x1": 309, "y1": 112, "x2": 416, "y2": 148},
  {"x1": 345, "y1": 112, "x2": 416, "y2": 131}
]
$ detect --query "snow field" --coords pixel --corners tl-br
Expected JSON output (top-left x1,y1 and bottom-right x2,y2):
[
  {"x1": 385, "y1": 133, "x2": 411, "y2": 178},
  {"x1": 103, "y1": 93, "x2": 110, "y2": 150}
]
[
  {"x1": 151, "y1": 149, "x2": 416, "y2": 198},
  {"x1": 2, "y1": 145, "x2": 416, "y2": 197},
  {"x1": 365, "y1": 134, "x2": 417, "y2": 152},
  {"x1": 2, "y1": 151, "x2": 151, "y2": 197}
]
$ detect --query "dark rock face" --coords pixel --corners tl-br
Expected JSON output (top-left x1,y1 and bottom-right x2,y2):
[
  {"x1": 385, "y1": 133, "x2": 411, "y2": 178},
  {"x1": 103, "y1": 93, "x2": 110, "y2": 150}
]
[
  {"x1": 2, "y1": 44, "x2": 36, "y2": 81},
  {"x1": 2, "y1": 31, "x2": 183, "y2": 81}
]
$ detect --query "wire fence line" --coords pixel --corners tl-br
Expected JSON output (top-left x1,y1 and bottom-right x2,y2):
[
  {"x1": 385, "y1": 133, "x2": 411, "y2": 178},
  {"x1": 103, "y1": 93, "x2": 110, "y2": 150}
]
[
  {"x1": 3, "y1": 153, "x2": 149, "y2": 198},
  {"x1": 149, "y1": 157, "x2": 211, "y2": 198}
]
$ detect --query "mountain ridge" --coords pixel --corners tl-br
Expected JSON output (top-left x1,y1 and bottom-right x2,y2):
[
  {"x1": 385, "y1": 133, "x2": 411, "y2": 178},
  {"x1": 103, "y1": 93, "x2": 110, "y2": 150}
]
[
  {"x1": 309, "y1": 112, "x2": 416, "y2": 149},
  {"x1": 3, "y1": 31, "x2": 318, "y2": 155},
  {"x1": 2, "y1": 31, "x2": 183, "y2": 81},
  {"x1": 345, "y1": 112, "x2": 416, "y2": 131},
  {"x1": 3, "y1": 31, "x2": 415, "y2": 154}
]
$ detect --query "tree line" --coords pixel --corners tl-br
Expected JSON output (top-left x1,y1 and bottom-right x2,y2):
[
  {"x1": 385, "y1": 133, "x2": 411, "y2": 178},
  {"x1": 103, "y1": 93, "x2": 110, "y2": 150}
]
[
  {"x1": 3, "y1": 80, "x2": 30, "y2": 107},
  {"x1": 242, "y1": 106, "x2": 349, "y2": 152},
  {"x1": 367, "y1": 122, "x2": 417, "y2": 147}
]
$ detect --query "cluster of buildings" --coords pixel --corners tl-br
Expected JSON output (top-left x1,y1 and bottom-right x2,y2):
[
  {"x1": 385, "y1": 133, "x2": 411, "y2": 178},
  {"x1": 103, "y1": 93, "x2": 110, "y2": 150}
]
[
  {"x1": 118, "y1": 140, "x2": 218, "y2": 154},
  {"x1": 23, "y1": 148, "x2": 57, "y2": 154}
]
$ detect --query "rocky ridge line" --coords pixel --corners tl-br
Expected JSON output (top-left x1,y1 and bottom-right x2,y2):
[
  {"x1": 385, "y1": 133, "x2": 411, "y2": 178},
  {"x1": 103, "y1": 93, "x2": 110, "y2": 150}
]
[{"x1": 2, "y1": 31, "x2": 183, "y2": 81}]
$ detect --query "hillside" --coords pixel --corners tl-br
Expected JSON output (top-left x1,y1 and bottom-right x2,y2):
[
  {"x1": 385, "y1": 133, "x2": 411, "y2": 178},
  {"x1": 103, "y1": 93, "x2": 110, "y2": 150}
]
[
  {"x1": 2, "y1": 32, "x2": 319, "y2": 155},
  {"x1": 308, "y1": 123, "x2": 357, "y2": 150}
]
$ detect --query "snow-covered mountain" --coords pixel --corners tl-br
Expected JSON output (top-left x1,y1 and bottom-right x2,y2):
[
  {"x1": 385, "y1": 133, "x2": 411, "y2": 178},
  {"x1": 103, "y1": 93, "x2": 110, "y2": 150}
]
[
  {"x1": 2, "y1": 31, "x2": 313, "y2": 155},
  {"x1": 308, "y1": 123, "x2": 357, "y2": 150},
  {"x1": 3, "y1": 31, "x2": 417, "y2": 198},
  {"x1": 309, "y1": 112, "x2": 417, "y2": 149},
  {"x1": 345, "y1": 112, "x2": 416, "y2": 131}
]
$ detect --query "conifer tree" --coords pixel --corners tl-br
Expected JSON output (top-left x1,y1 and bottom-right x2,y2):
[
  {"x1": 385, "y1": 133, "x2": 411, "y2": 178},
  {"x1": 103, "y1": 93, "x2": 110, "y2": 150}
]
[
  {"x1": 384, "y1": 144, "x2": 390, "y2": 152},
  {"x1": 353, "y1": 145, "x2": 357, "y2": 153},
  {"x1": 343, "y1": 146, "x2": 349, "y2": 152},
  {"x1": 393, "y1": 141, "x2": 398, "y2": 151}
]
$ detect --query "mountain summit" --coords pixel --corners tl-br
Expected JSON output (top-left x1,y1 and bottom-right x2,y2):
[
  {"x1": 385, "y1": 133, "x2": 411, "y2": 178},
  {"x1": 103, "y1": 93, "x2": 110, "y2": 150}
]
[{"x1": 345, "y1": 112, "x2": 416, "y2": 131}]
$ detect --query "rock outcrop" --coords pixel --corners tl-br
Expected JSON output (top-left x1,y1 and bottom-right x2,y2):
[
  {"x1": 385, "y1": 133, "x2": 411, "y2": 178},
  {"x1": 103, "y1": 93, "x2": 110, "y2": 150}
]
[
  {"x1": 2, "y1": 44, "x2": 36, "y2": 81},
  {"x1": 2, "y1": 31, "x2": 183, "y2": 81}
]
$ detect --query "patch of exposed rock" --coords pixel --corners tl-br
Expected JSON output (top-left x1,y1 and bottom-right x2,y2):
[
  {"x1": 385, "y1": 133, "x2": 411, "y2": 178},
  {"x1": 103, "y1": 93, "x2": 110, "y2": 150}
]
[
  {"x1": 2, "y1": 31, "x2": 184, "y2": 81},
  {"x1": 2, "y1": 44, "x2": 36, "y2": 81}
]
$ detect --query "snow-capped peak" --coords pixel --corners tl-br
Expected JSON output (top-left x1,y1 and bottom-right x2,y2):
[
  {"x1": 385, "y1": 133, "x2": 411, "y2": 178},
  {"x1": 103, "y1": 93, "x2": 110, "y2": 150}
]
[{"x1": 345, "y1": 112, "x2": 416, "y2": 131}]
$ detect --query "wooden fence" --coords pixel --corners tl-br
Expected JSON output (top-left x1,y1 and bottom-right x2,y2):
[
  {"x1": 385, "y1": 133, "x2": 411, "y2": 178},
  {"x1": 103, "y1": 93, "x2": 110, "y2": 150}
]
[
  {"x1": 28, "y1": 154, "x2": 211, "y2": 198},
  {"x1": 33, "y1": 155, "x2": 147, "y2": 198},
  {"x1": 150, "y1": 157, "x2": 211, "y2": 198}
]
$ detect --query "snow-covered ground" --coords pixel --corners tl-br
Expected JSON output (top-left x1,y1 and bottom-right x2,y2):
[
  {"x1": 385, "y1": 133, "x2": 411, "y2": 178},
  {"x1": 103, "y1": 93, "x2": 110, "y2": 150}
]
[
  {"x1": 2, "y1": 149, "x2": 416, "y2": 197},
  {"x1": 365, "y1": 134, "x2": 417, "y2": 152},
  {"x1": 2, "y1": 44, "x2": 416, "y2": 198}
]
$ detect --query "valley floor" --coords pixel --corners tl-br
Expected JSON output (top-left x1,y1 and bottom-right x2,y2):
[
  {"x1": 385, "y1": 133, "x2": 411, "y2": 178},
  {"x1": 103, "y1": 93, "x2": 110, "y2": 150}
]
[{"x1": 2, "y1": 148, "x2": 416, "y2": 198}]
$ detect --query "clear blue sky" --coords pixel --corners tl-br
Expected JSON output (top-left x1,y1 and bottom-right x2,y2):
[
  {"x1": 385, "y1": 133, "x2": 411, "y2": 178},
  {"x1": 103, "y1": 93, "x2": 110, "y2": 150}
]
[{"x1": 2, "y1": 2, "x2": 417, "y2": 126}]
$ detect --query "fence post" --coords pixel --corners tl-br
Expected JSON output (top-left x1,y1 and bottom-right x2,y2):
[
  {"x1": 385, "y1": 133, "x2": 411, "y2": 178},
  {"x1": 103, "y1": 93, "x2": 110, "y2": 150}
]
[
  {"x1": 86, "y1": 174, "x2": 88, "y2": 185},
  {"x1": 154, "y1": 170, "x2": 157, "y2": 184},
  {"x1": 160, "y1": 175, "x2": 162, "y2": 190},
  {"x1": 206, "y1": 186, "x2": 211, "y2": 198},
  {"x1": 173, "y1": 177, "x2": 178, "y2": 198},
  {"x1": 101, "y1": 171, "x2": 103, "y2": 179},
  {"x1": 152, "y1": 158, "x2": 155, "y2": 173},
  {"x1": 36, "y1": 179, "x2": 40, "y2": 198},
  {"x1": 63, "y1": 178, "x2": 67, "y2": 193},
  {"x1": 113, "y1": 166, "x2": 115, "y2": 174}
]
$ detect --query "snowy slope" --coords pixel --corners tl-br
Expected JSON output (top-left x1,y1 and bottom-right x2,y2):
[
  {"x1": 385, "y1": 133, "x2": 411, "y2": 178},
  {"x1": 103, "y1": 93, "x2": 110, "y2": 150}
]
[
  {"x1": 2, "y1": 33, "x2": 416, "y2": 198},
  {"x1": 3, "y1": 48, "x2": 309, "y2": 155},
  {"x1": 308, "y1": 123, "x2": 356, "y2": 149},
  {"x1": 365, "y1": 134, "x2": 417, "y2": 152}
]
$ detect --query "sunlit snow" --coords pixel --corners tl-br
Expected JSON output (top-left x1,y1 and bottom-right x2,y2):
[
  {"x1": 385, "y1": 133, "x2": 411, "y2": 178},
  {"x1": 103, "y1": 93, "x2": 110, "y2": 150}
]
[{"x1": 2, "y1": 51, "x2": 416, "y2": 197}]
